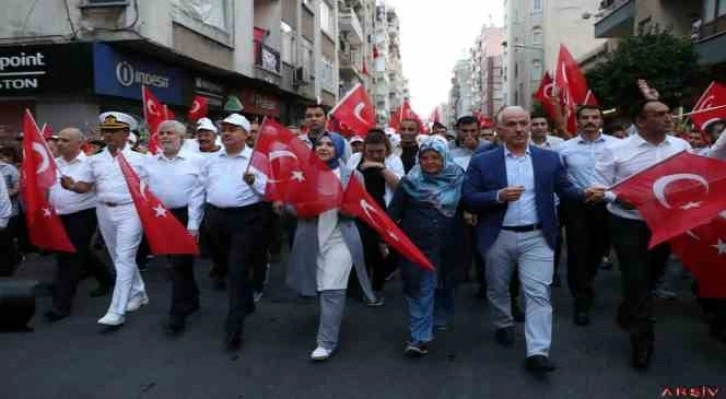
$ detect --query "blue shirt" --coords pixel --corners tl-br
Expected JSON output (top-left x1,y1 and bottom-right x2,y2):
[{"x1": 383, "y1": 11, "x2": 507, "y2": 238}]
[
  {"x1": 502, "y1": 146, "x2": 538, "y2": 226},
  {"x1": 557, "y1": 133, "x2": 619, "y2": 190}
]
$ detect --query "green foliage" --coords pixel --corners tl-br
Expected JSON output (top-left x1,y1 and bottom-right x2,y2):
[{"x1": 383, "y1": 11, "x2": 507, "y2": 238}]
[{"x1": 585, "y1": 32, "x2": 700, "y2": 118}]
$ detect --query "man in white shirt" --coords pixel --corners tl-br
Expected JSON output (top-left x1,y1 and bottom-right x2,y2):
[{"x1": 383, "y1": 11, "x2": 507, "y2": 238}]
[
  {"x1": 203, "y1": 113, "x2": 267, "y2": 351},
  {"x1": 147, "y1": 120, "x2": 205, "y2": 336},
  {"x1": 61, "y1": 112, "x2": 150, "y2": 328},
  {"x1": 529, "y1": 115, "x2": 565, "y2": 150},
  {"x1": 45, "y1": 128, "x2": 114, "y2": 322},
  {"x1": 0, "y1": 176, "x2": 11, "y2": 267},
  {"x1": 595, "y1": 100, "x2": 691, "y2": 369},
  {"x1": 181, "y1": 117, "x2": 223, "y2": 155}
]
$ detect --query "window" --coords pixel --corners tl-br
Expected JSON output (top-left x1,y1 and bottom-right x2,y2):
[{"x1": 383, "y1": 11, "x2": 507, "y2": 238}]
[
  {"x1": 533, "y1": 0, "x2": 542, "y2": 12},
  {"x1": 703, "y1": 0, "x2": 716, "y2": 22},
  {"x1": 321, "y1": 57, "x2": 335, "y2": 91},
  {"x1": 532, "y1": 27, "x2": 543, "y2": 45},
  {"x1": 281, "y1": 22, "x2": 295, "y2": 64},
  {"x1": 720, "y1": 0, "x2": 726, "y2": 16},
  {"x1": 531, "y1": 60, "x2": 543, "y2": 81},
  {"x1": 171, "y1": 0, "x2": 228, "y2": 31},
  {"x1": 301, "y1": 38, "x2": 314, "y2": 76},
  {"x1": 320, "y1": 1, "x2": 334, "y2": 35}
]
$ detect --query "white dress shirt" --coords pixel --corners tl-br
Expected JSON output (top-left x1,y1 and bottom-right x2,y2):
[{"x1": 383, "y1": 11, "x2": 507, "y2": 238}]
[
  {"x1": 346, "y1": 152, "x2": 405, "y2": 206},
  {"x1": 49, "y1": 152, "x2": 97, "y2": 215},
  {"x1": 0, "y1": 176, "x2": 10, "y2": 229},
  {"x1": 594, "y1": 133, "x2": 692, "y2": 220},
  {"x1": 529, "y1": 134, "x2": 565, "y2": 150},
  {"x1": 502, "y1": 146, "x2": 539, "y2": 226},
  {"x1": 87, "y1": 146, "x2": 149, "y2": 205},
  {"x1": 147, "y1": 150, "x2": 206, "y2": 231},
  {"x1": 204, "y1": 146, "x2": 267, "y2": 208},
  {"x1": 182, "y1": 137, "x2": 223, "y2": 154}
]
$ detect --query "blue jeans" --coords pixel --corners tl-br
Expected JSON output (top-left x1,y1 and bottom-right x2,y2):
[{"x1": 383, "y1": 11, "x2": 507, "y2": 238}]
[{"x1": 404, "y1": 271, "x2": 435, "y2": 342}]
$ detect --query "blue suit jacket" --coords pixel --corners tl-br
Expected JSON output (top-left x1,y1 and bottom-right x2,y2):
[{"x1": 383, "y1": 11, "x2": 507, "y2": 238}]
[{"x1": 462, "y1": 145, "x2": 583, "y2": 255}]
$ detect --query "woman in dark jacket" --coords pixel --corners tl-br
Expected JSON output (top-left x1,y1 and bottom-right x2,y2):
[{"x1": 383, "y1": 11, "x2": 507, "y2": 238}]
[{"x1": 388, "y1": 137, "x2": 465, "y2": 356}]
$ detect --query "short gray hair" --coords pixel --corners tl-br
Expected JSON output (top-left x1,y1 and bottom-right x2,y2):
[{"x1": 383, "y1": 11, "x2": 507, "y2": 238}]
[
  {"x1": 156, "y1": 120, "x2": 186, "y2": 136},
  {"x1": 58, "y1": 127, "x2": 84, "y2": 142},
  {"x1": 496, "y1": 106, "x2": 529, "y2": 125}
]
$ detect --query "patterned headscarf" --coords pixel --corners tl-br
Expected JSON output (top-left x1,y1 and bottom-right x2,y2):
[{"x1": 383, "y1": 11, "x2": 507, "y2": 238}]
[
  {"x1": 402, "y1": 137, "x2": 464, "y2": 217},
  {"x1": 316, "y1": 132, "x2": 346, "y2": 169}
]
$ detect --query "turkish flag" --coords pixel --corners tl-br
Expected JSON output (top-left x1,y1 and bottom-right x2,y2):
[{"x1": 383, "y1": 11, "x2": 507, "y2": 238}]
[
  {"x1": 390, "y1": 100, "x2": 423, "y2": 133},
  {"x1": 188, "y1": 95, "x2": 208, "y2": 122},
  {"x1": 610, "y1": 151, "x2": 726, "y2": 248},
  {"x1": 250, "y1": 119, "x2": 343, "y2": 218},
  {"x1": 21, "y1": 110, "x2": 75, "y2": 252},
  {"x1": 117, "y1": 153, "x2": 198, "y2": 255},
  {"x1": 41, "y1": 123, "x2": 54, "y2": 139},
  {"x1": 330, "y1": 83, "x2": 375, "y2": 136},
  {"x1": 341, "y1": 178, "x2": 434, "y2": 271},
  {"x1": 670, "y1": 214, "x2": 726, "y2": 298},
  {"x1": 691, "y1": 81, "x2": 726, "y2": 132},
  {"x1": 555, "y1": 45, "x2": 598, "y2": 135},
  {"x1": 534, "y1": 72, "x2": 558, "y2": 120}
]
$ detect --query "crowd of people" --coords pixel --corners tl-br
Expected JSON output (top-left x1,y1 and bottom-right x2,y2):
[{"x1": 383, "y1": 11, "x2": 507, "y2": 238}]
[{"x1": 0, "y1": 92, "x2": 725, "y2": 377}]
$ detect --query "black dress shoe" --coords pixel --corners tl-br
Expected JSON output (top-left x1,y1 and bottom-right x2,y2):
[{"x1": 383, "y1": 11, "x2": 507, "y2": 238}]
[
  {"x1": 495, "y1": 327, "x2": 515, "y2": 347},
  {"x1": 165, "y1": 315, "x2": 186, "y2": 336},
  {"x1": 525, "y1": 355, "x2": 556, "y2": 374},
  {"x1": 225, "y1": 332, "x2": 242, "y2": 352},
  {"x1": 43, "y1": 310, "x2": 69, "y2": 323},
  {"x1": 574, "y1": 310, "x2": 591, "y2": 326},
  {"x1": 631, "y1": 341, "x2": 653, "y2": 369}
]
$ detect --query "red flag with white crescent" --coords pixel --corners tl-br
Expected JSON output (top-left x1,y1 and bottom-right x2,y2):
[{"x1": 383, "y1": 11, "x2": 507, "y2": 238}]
[
  {"x1": 610, "y1": 152, "x2": 726, "y2": 248},
  {"x1": 188, "y1": 95, "x2": 208, "y2": 122},
  {"x1": 341, "y1": 177, "x2": 434, "y2": 271},
  {"x1": 670, "y1": 212, "x2": 726, "y2": 298},
  {"x1": 21, "y1": 109, "x2": 75, "y2": 252},
  {"x1": 117, "y1": 153, "x2": 198, "y2": 255},
  {"x1": 555, "y1": 45, "x2": 598, "y2": 134},
  {"x1": 691, "y1": 81, "x2": 726, "y2": 132},
  {"x1": 250, "y1": 119, "x2": 343, "y2": 217},
  {"x1": 330, "y1": 83, "x2": 375, "y2": 137}
]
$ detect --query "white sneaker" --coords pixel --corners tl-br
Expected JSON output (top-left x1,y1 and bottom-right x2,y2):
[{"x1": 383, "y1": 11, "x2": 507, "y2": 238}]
[
  {"x1": 253, "y1": 291, "x2": 264, "y2": 304},
  {"x1": 310, "y1": 346, "x2": 333, "y2": 361},
  {"x1": 126, "y1": 293, "x2": 149, "y2": 312},
  {"x1": 97, "y1": 313, "x2": 125, "y2": 326}
]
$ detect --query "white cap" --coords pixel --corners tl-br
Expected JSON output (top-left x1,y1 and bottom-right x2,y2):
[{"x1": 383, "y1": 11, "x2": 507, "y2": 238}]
[
  {"x1": 384, "y1": 127, "x2": 396, "y2": 136},
  {"x1": 349, "y1": 135, "x2": 364, "y2": 144},
  {"x1": 388, "y1": 133, "x2": 401, "y2": 148},
  {"x1": 99, "y1": 111, "x2": 138, "y2": 131},
  {"x1": 221, "y1": 113, "x2": 251, "y2": 132},
  {"x1": 196, "y1": 117, "x2": 218, "y2": 134},
  {"x1": 128, "y1": 132, "x2": 138, "y2": 145}
]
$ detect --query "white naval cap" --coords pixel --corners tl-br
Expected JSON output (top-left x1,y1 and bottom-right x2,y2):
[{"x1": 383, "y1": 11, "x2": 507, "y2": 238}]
[
  {"x1": 196, "y1": 117, "x2": 218, "y2": 134},
  {"x1": 99, "y1": 111, "x2": 138, "y2": 131},
  {"x1": 221, "y1": 113, "x2": 251, "y2": 132}
]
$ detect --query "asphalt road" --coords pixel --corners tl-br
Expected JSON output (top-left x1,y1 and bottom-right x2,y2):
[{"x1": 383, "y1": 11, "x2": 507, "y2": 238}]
[{"x1": 1, "y1": 252, "x2": 725, "y2": 399}]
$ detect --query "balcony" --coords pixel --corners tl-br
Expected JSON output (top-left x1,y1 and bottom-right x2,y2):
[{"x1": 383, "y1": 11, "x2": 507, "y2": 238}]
[
  {"x1": 254, "y1": 39, "x2": 282, "y2": 86},
  {"x1": 339, "y1": 49, "x2": 364, "y2": 82},
  {"x1": 695, "y1": 13, "x2": 726, "y2": 65},
  {"x1": 339, "y1": 10, "x2": 364, "y2": 45},
  {"x1": 594, "y1": 0, "x2": 635, "y2": 38}
]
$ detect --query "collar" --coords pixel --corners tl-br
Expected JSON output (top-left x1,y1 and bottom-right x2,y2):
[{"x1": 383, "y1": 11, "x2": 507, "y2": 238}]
[
  {"x1": 575, "y1": 132, "x2": 606, "y2": 144},
  {"x1": 57, "y1": 152, "x2": 86, "y2": 165},
  {"x1": 633, "y1": 133, "x2": 672, "y2": 147},
  {"x1": 156, "y1": 150, "x2": 186, "y2": 162},
  {"x1": 504, "y1": 145, "x2": 531, "y2": 158},
  {"x1": 221, "y1": 145, "x2": 251, "y2": 159}
]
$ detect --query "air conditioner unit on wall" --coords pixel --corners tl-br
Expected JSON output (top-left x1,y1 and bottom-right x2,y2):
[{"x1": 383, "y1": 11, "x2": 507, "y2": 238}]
[{"x1": 293, "y1": 66, "x2": 310, "y2": 86}]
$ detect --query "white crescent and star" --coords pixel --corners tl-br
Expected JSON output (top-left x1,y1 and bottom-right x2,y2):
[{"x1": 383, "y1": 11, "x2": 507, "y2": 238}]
[
  {"x1": 269, "y1": 150, "x2": 299, "y2": 162},
  {"x1": 697, "y1": 95, "x2": 715, "y2": 111},
  {"x1": 712, "y1": 239, "x2": 726, "y2": 255},
  {"x1": 189, "y1": 99, "x2": 200, "y2": 114},
  {"x1": 153, "y1": 204, "x2": 167, "y2": 218},
  {"x1": 353, "y1": 102, "x2": 368, "y2": 125},
  {"x1": 139, "y1": 181, "x2": 150, "y2": 201},
  {"x1": 32, "y1": 142, "x2": 50, "y2": 175},
  {"x1": 652, "y1": 173, "x2": 709, "y2": 209},
  {"x1": 42, "y1": 207, "x2": 52, "y2": 217}
]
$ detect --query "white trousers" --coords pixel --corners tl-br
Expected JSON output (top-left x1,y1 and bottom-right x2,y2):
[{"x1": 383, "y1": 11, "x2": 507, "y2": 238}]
[
  {"x1": 96, "y1": 203, "x2": 145, "y2": 316},
  {"x1": 485, "y1": 229, "x2": 553, "y2": 357}
]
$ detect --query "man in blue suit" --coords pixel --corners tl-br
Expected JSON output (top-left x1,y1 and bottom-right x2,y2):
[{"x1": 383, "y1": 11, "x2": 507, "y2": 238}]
[{"x1": 463, "y1": 106, "x2": 603, "y2": 375}]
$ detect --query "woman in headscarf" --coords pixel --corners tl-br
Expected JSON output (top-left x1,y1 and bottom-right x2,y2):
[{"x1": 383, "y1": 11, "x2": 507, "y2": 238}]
[
  {"x1": 388, "y1": 137, "x2": 465, "y2": 356},
  {"x1": 285, "y1": 132, "x2": 375, "y2": 362}
]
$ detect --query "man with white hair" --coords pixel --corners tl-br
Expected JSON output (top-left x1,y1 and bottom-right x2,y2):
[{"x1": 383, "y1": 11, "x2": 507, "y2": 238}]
[
  {"x1": 203, "y1": 113, "x2": 267, "y2": 351},
  {"x1": 147, "y1": 120, "x2": 205, "y2": 336},
  {"x1": 45, "y1": 127, "x2": 114, "y2": 322},
  {"x1": 463, "y1": 106, "x2": 603, "y2": 376},
  {"x1": 60, "y1": 112, "x2": 149, "y2": 328}
]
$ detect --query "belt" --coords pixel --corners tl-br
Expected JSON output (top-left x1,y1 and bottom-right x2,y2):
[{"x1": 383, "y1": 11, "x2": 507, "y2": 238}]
[
  {"x1": 501, "y1": 223, "x2": 542, "y2": 233},
  {"x1": 207, "y1": 202, "x2": 263, "y2": 212},
  {"x1": 101, "y1": 201, "x2": 132, "y2": 208}
]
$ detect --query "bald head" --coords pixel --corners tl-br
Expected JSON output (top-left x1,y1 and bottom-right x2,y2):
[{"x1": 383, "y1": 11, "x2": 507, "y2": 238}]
[{"x1": 57, "y1": 127, "x2": 85, "y2": 160}]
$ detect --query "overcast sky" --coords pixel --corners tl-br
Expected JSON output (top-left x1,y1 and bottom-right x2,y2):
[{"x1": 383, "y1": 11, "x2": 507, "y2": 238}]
[{"x1": 386, "y1": 0, "x2": 504, "y2": 116}]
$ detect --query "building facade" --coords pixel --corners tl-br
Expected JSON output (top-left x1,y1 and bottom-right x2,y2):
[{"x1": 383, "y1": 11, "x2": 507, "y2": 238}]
[
  {"x1": 0, "y1": 0, "x2": 344, "y2": 133},
  {"x1": 371, "y1": 2, "x2": 407, "y2": 126},
  {"x1": 502, "y1": 0, "x2": 604, "y2": 110}
]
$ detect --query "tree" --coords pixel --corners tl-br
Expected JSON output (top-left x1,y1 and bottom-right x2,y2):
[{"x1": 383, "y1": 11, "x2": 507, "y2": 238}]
[{"x1": 585, "y1": 32, "x2": 701, "y2": 118}]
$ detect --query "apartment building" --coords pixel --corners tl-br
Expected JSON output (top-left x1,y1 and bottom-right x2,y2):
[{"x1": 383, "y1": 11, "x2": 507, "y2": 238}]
[
  {"x1": 372, "y1": 2, "x2": 406, "y2": 126},
  {"x1": 502, "y1": 0, "x2": 604, "y2": 110},
  {"x1": 0, "y1": 0, "x2": 341, "y2": 132},
  {"x1": 471, "y1": 26, "x2": 504, "y2": 117}
]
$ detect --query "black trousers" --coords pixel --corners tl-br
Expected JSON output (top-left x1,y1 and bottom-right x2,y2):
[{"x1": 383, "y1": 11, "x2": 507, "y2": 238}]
[
  {"x1": 167, "y1": 207, "x2": 200, "y2": 317},
  {"x1": 358, "y1": 222, "x2": 386, "y2": 292},
  {"x1": 610, "y1": 215, "x2": 670, "y2": 342},
  {"x1": 53, "y1": 209, "x2": 113, "y2": 314},
  {"x1": 250, "y1": 203, "x2": 274, "y2": 293},
  {"x1": 563, "y1": 201, "x2": 610, "y2": 311},
  {"x1": 206, "y1": 203, "x2": 263, "y2": 335}
]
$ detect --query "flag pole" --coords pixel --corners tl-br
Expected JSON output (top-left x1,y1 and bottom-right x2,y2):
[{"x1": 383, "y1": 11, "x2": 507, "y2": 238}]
[{"x1": 673, "y1": 104, "x2": 726, "y2": 119}]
